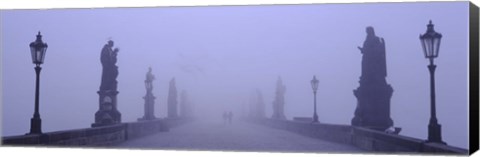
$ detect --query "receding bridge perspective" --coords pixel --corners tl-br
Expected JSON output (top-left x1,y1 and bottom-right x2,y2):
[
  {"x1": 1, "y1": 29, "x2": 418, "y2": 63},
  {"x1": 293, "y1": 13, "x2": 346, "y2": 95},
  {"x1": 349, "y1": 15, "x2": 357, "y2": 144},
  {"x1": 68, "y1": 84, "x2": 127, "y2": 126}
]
[
  {"x1": 115, "y1": 119, "x2": 363, "y2": 152},
  {"x1": 2, "y1": 22, "x2": 468, "y2": 155},
  {"x1": 1, "y1": 3, "x2": 473, "y2": 155}
]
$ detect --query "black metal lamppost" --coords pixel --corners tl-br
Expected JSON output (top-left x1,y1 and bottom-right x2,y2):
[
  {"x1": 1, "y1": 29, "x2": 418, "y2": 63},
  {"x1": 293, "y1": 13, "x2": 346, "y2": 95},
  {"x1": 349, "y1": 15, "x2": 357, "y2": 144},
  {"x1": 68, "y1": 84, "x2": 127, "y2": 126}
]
[
  {"x1": 310, "y1": 75, "x2": 319, "y2": 123},
  {"x1": 419, "y1": 20, "x2": 445, "y2": 144},
  {"x1": 28, "y1": 32, "x2": 48, "y2": 134}
]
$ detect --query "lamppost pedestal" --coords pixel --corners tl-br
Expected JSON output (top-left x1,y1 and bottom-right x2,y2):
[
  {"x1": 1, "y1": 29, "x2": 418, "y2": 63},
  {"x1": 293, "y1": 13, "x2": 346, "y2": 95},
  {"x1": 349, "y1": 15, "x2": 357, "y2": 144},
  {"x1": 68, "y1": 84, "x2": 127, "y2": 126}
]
[
  {"x1": 29, "y1": 116, "x2": 42, "y2": 134},
  {"x1": 313, "y1": 113, "x2": 319, "y2": 123},
  {"x1": 427, "y1": 120, "x2": 446, "y2": 144}
]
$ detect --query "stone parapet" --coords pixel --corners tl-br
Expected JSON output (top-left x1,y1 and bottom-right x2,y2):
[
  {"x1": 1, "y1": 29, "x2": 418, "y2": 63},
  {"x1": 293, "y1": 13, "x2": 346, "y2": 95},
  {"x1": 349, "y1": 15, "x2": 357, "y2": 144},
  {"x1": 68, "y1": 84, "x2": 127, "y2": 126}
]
[
  {"x1": 246, "y1": 118, "x2": 467, "y2": 154},
  {"x1": 2, "y1": 118, "x2": 192, "y2": 146}
]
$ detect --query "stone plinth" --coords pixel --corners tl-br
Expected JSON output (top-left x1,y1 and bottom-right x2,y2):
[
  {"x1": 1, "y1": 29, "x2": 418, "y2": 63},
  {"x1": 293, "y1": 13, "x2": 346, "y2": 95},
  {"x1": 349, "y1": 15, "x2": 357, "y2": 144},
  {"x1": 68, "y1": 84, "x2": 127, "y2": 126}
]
[{"x1": 92, "y1": 90, "x2": 121, "y2": 127}]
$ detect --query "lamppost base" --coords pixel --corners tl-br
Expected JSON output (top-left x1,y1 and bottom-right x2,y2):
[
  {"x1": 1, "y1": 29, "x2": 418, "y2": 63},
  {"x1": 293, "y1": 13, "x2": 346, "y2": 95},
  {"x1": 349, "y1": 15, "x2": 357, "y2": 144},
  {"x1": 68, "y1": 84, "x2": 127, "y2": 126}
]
[
  {"x1": 29, "y1": 117, "x2": 42, "y2": 134},
  {"x1": 426, "y1": 123, "x2": 446, "y2": 144},
  {"x1": 312, "y1": 114, "x2": 319, "y2": 123},
  {"x1": 425, "y1": 140, "x2": 446, "y2": 145}
]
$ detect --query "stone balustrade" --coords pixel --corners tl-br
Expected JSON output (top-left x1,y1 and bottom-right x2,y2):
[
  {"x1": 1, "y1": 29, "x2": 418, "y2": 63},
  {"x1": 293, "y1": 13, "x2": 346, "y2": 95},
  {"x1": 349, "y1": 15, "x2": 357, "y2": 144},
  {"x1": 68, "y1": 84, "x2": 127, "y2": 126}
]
[
  {"x1": 2, "y1": 118, "x2": 191, "y2": 146},
  {"x1": 246, "y1": 118, "x2": 468, "y2": 154}
]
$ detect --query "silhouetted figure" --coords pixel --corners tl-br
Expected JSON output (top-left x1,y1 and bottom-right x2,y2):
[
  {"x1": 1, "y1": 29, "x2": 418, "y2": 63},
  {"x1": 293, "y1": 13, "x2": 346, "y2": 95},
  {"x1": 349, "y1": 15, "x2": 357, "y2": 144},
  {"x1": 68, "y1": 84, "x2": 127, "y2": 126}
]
[
  {"x1": 93, "y1": 40, "x2": 121, "y2": 127},
  {"x1": 351, "y1": 27, "x2": 394, "y2": 131}
]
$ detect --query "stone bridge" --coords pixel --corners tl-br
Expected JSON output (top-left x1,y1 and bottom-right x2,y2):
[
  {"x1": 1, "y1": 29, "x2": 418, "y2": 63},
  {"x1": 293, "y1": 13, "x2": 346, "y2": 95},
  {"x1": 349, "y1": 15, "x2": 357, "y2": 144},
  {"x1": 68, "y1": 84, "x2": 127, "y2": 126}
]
[{"x1": 2, "y1": 117, "x2": 468, "y2": 155}]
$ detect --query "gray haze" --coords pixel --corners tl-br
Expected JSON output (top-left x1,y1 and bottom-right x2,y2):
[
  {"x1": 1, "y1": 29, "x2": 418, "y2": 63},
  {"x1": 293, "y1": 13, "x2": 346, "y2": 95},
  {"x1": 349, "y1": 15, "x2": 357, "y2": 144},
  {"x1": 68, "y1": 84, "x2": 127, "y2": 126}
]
[{"x1": 1, "y1": 2, "x2": 469, "y2": 149}]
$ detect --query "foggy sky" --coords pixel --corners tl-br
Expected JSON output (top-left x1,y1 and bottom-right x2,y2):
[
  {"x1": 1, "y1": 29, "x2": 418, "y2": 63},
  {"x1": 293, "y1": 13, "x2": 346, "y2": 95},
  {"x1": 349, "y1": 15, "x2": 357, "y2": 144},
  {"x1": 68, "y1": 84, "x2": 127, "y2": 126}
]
[{"x1": 1, "y1": 2, "x2": 469, "y2": 149}]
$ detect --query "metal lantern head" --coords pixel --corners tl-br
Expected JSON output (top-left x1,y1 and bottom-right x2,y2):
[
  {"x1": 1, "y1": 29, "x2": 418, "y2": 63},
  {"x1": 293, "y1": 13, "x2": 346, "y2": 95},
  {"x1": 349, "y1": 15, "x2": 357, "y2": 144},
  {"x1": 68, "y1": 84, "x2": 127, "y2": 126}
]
[
  {"x1": 310, "y1": 75, "x2": 319, "y2": 92},
  {"x1": 419, "y1": 20, "x2": 442, "y2": 59},
  {"x1": 29, "y1": 32, "x2": 48, "y2": 65}
]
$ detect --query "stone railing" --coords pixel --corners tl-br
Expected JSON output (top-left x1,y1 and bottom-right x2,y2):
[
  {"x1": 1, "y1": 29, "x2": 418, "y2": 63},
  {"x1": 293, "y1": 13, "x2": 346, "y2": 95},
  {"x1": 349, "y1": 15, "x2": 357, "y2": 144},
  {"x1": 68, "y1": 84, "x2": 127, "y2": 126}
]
[
  {"x1": 2, "y1": 117, "x2": 192, "y2": 146},
  {"x1": 246, "y1": 118, "x2": 468, "y2": 155}
]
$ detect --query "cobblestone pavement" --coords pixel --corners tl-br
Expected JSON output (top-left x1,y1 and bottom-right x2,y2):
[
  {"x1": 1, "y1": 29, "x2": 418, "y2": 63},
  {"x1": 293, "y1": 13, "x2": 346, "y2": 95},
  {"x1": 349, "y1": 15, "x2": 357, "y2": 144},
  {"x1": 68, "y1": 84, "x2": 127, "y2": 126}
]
[{"x1": 113, "y1": 119, "x2": 364, "y2": 153}]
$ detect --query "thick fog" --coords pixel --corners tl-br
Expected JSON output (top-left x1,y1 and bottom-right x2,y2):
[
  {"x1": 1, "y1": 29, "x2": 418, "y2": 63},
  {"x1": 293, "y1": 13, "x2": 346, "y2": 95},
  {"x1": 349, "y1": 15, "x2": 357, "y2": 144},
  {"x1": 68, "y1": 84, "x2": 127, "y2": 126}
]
[{"x1": 1, "y1": 2, "x2": 469, "y2": 149}]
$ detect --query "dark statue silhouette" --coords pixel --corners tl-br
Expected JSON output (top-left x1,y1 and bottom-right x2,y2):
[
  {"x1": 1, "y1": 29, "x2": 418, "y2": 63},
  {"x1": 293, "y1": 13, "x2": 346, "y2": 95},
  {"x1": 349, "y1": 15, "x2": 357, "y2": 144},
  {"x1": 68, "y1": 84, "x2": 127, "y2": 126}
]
[
  {"x1": 145, "y1": 67, "x2": 155, "y2": 92},
  {"x1": 358, "y1": 27, "x2": 387, "y2": 81},
  {"x1": 92, "y1": 40, "x2": 122, "y2": 127},
  {"x1": 100, "y1": 40, "x2": 119, "y2": 91},
  {"x1": 139, "y1": 67, "x2": 156, "y2": 121},
  {"x1": 351, "y1": 27, "x2": 395, "y2": 132}
]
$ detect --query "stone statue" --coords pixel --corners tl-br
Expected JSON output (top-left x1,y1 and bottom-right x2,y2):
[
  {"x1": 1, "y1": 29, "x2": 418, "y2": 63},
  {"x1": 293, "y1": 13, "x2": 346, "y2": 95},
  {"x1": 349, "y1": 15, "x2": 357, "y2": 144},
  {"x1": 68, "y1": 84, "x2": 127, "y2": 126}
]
[
  {"x1": 352, "y1": 27, "x2": 394, "y2": 131},
  {"x1": 145, "y1": 67, "x2": 155, "y2": 92},
  {"x1": 92, "y1": 40, "x2": 121, "y2": 127},
  {"x1": 139, "y1": 67, "x2": 156, "y2": 121},
  {"x1": 358, "y1": 27, "x2": 387, "y2": 82},
  {"x1": 100, "y1": 40, "x2": 119, "y2": 91}
]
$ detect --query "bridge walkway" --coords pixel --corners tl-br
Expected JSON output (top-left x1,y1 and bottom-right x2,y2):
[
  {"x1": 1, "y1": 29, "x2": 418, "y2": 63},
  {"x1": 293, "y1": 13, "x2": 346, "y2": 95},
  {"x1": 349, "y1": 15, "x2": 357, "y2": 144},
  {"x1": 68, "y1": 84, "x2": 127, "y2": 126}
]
[{"x1": 113, "y1": 119, "x2": 364, "y2": 153}]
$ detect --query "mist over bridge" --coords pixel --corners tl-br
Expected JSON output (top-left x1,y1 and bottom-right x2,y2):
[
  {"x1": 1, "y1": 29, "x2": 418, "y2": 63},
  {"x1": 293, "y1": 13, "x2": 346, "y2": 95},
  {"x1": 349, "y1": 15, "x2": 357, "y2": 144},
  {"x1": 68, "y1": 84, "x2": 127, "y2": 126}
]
[
  {"x1": 2, "y1": 28, "x2": 470, "y2": 155},
  {"x1": 1, "y1": 6, "x2": 474, "y2": 154}
]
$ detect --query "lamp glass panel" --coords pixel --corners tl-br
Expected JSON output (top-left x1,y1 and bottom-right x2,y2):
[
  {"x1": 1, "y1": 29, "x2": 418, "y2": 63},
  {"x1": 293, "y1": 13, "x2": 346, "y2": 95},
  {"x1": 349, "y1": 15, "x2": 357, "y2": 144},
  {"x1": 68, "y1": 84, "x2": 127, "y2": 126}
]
[
  {"x1": 30, "y1": 47, "x2": 36, "y2": 64},
  {"x1": 433, "y1": 37, "x2": 441, "y2": 57}
]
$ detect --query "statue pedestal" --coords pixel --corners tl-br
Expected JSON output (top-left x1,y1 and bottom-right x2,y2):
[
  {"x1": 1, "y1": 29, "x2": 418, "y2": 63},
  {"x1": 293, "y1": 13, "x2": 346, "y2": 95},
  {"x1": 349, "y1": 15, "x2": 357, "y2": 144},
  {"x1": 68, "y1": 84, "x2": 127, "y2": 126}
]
[
  {"x1": 138, "y1": 92, "x2": 156, "y2": 121},
  {"x1": 92, "y1": 90, "x2": 121, "y2": 127},
  {"x1": 272, "y1": 109, "x2": 286, "y2": 120},
  {"x1": 352, "y1": 80, "x2": 393, "y2": 131}
]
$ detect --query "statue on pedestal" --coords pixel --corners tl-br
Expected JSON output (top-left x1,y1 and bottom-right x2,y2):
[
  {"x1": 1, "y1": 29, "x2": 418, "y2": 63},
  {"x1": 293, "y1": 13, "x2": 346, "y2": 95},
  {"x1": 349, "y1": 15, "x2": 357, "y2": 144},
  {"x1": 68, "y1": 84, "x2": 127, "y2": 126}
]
[
  {"x1": 139, "y1": 67, "x2": 156, "y2": 121},
  {"x1": 92, "y1": 40, "x2": 122, "y2": 127},
  {"x1": 351, "y1": 27, "x2": 395, "y2": 131}
]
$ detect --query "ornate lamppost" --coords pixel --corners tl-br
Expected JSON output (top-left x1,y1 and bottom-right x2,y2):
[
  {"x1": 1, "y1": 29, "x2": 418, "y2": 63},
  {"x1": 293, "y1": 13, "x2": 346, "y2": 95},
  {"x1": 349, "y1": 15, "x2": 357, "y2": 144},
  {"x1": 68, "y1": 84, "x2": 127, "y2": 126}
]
[
  {"x1": 310, "y1": 75, "x2": 319, "y2": 123},
  {"x1": 28, "y1": 32, "x2": 48, "y2": 134},
  {"x1": 419, "y1": 20, "x2": 445, "y2": 144}
]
